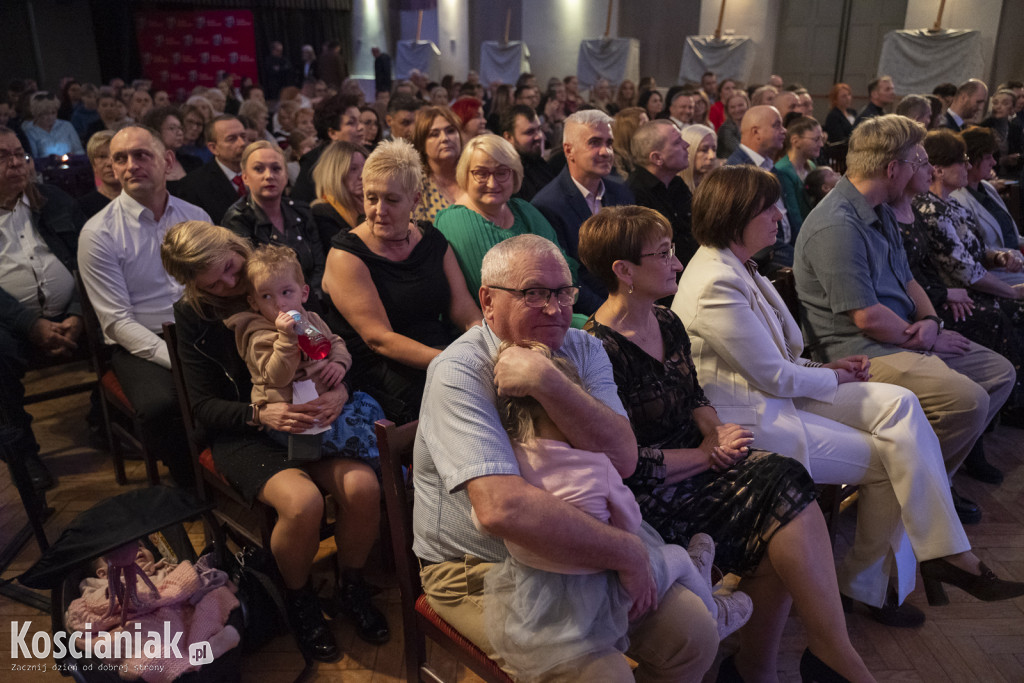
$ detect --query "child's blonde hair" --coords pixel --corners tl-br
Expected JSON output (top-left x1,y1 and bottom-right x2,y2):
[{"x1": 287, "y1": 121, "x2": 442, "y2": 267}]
[
  {"x1": 496, "y1": 340, "x2": 583, "y2": 443},
  {"x1": 244, "y1": 243, "x2": 306, "y2": 293}
]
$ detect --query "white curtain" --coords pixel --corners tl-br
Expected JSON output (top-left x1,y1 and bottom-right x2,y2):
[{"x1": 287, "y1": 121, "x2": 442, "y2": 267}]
[
  {"x1": 577, "y1": 38, "x2": 640, "y2": 89},
  {"x1": 480, "y1": 41, "x2": 531, "y2": 86},
  {"x1": 679, "y1": 35, "x2": 755, "y2": 84},
  {"x1": 395, "y1": 40, "x2": 441, "y2": 80},
  {"x1": 878, "y1": 29, "x2": 984, "y2": 94}
]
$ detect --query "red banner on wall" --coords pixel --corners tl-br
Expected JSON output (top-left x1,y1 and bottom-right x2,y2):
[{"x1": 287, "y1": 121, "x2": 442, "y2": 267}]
[{"x1": 136, "y1": 10, "x2": 259, "y2": 102}]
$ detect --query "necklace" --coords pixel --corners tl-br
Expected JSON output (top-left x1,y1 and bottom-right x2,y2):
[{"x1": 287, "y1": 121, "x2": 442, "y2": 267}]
[{"x1": 380, "y1": 229, "x2": 412, "y2": 245}]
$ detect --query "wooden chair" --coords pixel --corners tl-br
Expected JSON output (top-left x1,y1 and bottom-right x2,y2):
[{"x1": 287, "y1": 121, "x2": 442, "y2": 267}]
[
  {"x1": 768, "y1": 267, "x2": 857, "y2": 546},
  {"x1": 74, "y1": 271, "x2": 160, "y2": 485},
  {"x1": 375, "y1": 419, "x2": 513, "y2": 683},
  {"x1": 163, "y1": 322, "x2": 276, "y2": 548}
]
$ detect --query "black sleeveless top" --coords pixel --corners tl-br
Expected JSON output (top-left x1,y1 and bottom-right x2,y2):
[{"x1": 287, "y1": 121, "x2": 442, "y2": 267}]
[{"x1": 325, "y1": 221, "x2": 453, "y2": 366}]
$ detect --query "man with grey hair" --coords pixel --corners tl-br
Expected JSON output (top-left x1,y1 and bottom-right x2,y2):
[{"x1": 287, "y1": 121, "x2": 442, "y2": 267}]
[
  {"x1": 939, "y1": 79, "x2": 989, "y2": 132},
  {"x1": 532, "y1": 109, "x2": 634, "y2": 313},
  {"x1": 627, "y1": 120, "x2": 698, "y2": 266},
  {"x1": 794, "y1": 114, "x2": 1014, "y2": 528},
  {"x1": 78, "y1": 125, "x2": 210, "y2": 487},
  {"x1": 413, "y1": 234, "x2": 718, "y2": 682}
]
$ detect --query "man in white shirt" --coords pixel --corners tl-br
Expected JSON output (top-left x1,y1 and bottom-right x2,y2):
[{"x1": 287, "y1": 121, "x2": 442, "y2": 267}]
[
  {"x1": 78, "y1": 125, "x2": 210, "y2": 486},
  {"x1": 1, "y1": 126, "x2": 85, "y2": 491}
]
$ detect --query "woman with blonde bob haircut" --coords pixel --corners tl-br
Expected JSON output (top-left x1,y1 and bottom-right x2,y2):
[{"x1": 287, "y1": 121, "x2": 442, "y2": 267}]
[
  {"x1": 580, "y1": 203, "x2": 878, "y2": 683},
  {"x1": 311, "y1": 140, "x2": 369, "y2": 250},
  {"x1": 436, "y1": 134, "x2": 576, "y2": 301},
  {"x1": 410, "y1": 105, "x2": 464, "y2": 222},
  {"x1": 161, "y1": 220, "x2": 390, "y2": 661}
]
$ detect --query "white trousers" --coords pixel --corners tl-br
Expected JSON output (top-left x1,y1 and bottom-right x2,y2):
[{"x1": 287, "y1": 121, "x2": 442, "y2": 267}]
[{"x1": 754, "y1": 381, "x2": 970, "y2": 606}]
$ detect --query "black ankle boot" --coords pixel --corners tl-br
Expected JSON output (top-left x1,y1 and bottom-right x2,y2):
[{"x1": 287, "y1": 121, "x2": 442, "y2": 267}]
[
  {"x1": 335, "y1": 573, "x2": 389, "y2": 645},
  {"x1": 961, "y1": 439, "x2": 1003, "y2": 484},
  {"x1": 800, "y1": 649, "x2": 851, "y2": 683},
  {"x1": 286, "y1": 583, "x2": 340, "y2": 662}
]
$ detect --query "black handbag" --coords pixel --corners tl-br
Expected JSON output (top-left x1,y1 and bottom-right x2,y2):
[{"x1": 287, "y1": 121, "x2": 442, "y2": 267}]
[{"x1": 224, "y1": 544, "x2": 289, "y2": 652}]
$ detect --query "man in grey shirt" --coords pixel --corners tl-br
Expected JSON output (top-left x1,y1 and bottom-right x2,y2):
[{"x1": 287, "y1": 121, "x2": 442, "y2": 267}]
[
  {"x1": 413, "y1": 235, "x2": 717, "y2": 682},
  {"x1": 794, "y1": 114, "x2": 1014, "y2": 525}
]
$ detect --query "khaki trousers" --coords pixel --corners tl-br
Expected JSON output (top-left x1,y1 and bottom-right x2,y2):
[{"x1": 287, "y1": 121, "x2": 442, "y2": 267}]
[{"x1": 421, "y1": 555, "x2": 718, "y2": 682}]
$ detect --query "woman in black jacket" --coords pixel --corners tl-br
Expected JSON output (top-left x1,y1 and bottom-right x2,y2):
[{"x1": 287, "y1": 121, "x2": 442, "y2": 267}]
[
  {"x1": 161, "y1": 220, "x2": 389, "y2": 662},
  {"x1": 221, "y1": 141, "x2": 325, "y2": 308}
]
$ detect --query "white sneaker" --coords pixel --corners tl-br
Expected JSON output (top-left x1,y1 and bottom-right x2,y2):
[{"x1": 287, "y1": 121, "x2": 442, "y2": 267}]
[{"x1": 713, "y1": 589, "x2": 753, "y2": 639}]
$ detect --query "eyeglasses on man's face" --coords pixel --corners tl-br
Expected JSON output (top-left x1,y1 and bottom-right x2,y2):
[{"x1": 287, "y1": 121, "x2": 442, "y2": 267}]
[
  {"x1": 0, "y1": 150, "x2": 30, "y2": 167},
  {"x1": 488, "y1": 285, "x2": 579, "y2": 308}
]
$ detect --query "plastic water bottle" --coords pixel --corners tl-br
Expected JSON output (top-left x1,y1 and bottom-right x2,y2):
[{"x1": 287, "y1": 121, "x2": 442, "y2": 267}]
[{"x1": 287, "y1": 310, "x2": 331, "y2": 360}]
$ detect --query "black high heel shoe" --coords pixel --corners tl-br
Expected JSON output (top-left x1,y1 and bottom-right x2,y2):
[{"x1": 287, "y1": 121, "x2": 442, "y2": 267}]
[
  {"x1": 800, "y1": 649, "x2": 850, "y2": 683},
  {"x1": 919, "y1": 558, "x2": 1024, "y2": 606}
]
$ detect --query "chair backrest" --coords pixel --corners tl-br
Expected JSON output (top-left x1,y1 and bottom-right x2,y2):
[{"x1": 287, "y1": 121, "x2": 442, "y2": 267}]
[
  {"x1": 73, "y1": 270, "x2": 113, "y2": 380},
  {"x1": 163, "y1": 322, "x2": 208, "y2": 500},
  {"x1": 375, "y1": 419, "x2": 421, "y2": 600},
  {"x1": 768, "y1": 267, "x2": 799, "y2": 321},
  {"x1": 768, "y1": 267, "x2": 824, "y2": 361}
]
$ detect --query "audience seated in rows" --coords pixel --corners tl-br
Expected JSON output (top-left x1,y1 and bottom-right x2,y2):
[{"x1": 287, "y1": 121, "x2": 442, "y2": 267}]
[{"x1": 793, "y1": 114, "x2": 1016, "y2": 525}]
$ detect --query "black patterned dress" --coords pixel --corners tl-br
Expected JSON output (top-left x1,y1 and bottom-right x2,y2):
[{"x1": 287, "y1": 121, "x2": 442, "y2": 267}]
[
  {"x1": 899, "y1": 212, "x2": 1024, "y2": 407},
  {"x1": 585, "y1": 307, "x2": 818, "y2": 576}
]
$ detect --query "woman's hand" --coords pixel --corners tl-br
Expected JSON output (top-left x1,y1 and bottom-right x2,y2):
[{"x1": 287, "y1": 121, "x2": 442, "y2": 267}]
[
  {"x1": 943, "y1": 288, "x2": 974, "y2": 322},
  {"x1": 259, "y1": 386, "x2": 349, "y2": 433},
  {"x1": 701, "y1": 423, "x2": 754, "y2": 472},
  {"x1": 825, "y1": 355, "x2": 870, "y2": 383}
]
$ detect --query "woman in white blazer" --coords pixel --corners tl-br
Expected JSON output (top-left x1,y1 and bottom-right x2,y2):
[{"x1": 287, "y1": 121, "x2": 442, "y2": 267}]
[{"x1": 672, "y1": 166, "x2": 1021, "y2": 625}]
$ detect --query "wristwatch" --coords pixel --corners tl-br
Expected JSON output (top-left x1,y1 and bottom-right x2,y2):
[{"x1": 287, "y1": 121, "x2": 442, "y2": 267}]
[
  {"x1": 245, "y1": 403, "x2": 262, "y2": 427},
  {"x1": 922, "y1": 315, "x2": 943, "y2": 331}
]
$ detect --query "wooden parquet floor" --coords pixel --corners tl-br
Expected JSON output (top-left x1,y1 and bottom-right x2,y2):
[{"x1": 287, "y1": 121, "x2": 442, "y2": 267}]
[{"x1": 3, "y1": 364, "x2": 1023, "y2": 682}]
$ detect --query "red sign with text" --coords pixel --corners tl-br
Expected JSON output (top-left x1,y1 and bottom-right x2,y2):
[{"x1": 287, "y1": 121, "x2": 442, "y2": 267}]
[{"x1": 136, "y1": 10, "x2": 258, "y2": 102}]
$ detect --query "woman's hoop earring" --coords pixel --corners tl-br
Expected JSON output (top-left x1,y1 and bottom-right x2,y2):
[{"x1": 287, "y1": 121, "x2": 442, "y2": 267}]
[{"x1": 628, "y1": 284, "x2": 634, "y2": 295}]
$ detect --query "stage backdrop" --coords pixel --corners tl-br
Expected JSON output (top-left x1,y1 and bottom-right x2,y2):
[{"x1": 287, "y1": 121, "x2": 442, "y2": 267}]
[{"x1": 136, "y1": 10, "x2": 259, "y2": 102}]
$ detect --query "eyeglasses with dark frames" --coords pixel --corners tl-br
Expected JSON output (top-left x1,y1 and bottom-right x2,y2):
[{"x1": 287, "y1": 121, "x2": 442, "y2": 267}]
[
  {"x1": 487, "y1": 285, "x2": 580, "y2": 308},
  {"x1": 469, "y1": 166, "x2": 512, "y2": 183}
]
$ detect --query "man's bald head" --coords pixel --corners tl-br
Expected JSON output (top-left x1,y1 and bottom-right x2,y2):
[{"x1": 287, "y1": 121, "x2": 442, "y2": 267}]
[
  {"x1": 740, "y1": 106, "x2": 786, "y2": 156},
  {"x1": 951, "y1": 79, "x2": 989, "y2": 120}
]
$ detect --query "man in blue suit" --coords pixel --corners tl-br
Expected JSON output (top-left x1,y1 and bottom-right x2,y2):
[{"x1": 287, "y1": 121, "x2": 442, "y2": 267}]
[
  {"x1": 532, "y1": 110, "x2": 634, "y2": 314},
  {"x1": 725, "y1": 105, "x2": 792, "y2": 269}
]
